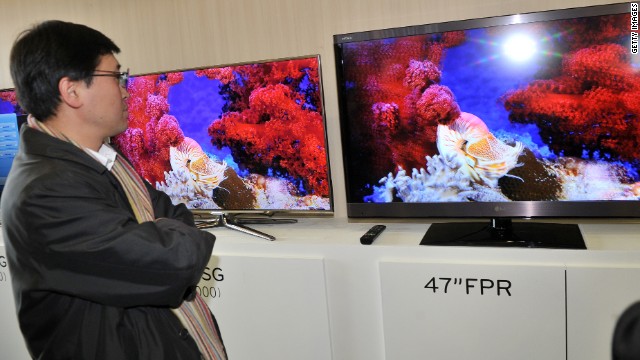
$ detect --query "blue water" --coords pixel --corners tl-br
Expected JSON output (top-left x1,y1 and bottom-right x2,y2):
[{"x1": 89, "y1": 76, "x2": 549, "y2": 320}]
[
  {"x1": 0, "y1": 99, "x2": 14, "y2": 114},
  {"x1": 440, "y1": 27, "x2": 548, "y2": 150},
  {"x1": 167, "y1": 71, "x2": 240, "y2": 172}
]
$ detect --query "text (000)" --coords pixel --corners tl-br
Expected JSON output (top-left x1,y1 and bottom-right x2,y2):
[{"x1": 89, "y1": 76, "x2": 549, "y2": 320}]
[{"x1": 196, "y1": 285, "x2": 221, "y2": 298}]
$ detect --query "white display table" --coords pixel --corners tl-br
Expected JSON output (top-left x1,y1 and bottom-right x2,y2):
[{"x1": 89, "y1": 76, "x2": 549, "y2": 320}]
[{"x1": 2, "y1": 218, "x2": 640, "y2": 360}]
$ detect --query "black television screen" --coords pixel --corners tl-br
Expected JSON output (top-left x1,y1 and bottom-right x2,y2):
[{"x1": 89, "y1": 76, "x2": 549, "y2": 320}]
[
  {"x1": 334, "y1": 2, "x2": 639, "y2": 247},
  {"x1": 0, "y1": 89, "x2": 26, "y2": 200},
  {"x1": 113, "y1": 55, "x2": 333, "y2": 217}
]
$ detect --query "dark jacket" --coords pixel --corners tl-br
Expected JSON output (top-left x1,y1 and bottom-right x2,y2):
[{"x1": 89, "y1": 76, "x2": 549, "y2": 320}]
[
  {"x1": 0, "y1": 125, "x2": 218, "y2": 359},
  {"x1": 613, "y1": 301, "x2": 640, "y2": 360}
]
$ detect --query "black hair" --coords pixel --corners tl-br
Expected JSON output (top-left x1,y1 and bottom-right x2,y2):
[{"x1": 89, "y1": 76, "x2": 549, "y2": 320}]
[{"x1": 9, "y1": 20, "x2": 120, "y2": 121}]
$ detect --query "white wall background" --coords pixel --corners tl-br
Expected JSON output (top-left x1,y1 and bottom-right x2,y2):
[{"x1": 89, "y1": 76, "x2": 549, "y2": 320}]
[{"x1": 0, "y1": 0, "x2": 614, "y2": 219}]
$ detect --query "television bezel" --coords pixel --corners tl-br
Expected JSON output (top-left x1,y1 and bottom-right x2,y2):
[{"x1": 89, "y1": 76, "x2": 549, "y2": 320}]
[
  {"x1": 119, "y1": 54, "x2": 335, "y2": 217},
  {"x1": 333, "y1": 2, "x2": 640, "y2": 221}
]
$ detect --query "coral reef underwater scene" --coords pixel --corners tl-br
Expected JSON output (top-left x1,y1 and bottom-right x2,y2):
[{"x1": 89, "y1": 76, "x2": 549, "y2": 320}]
[
  {"x1": 113, "y1": 57, "x2": 331, "y2": 211},
  {"x1": 0, "y1": 90, "x2": 19, "y2": 114},
  {"x1": 0, "y1": 89, "x2": 24, "y2": 194},
  {"x1": 0, "y1": 89, "x2": 25, "y2": 118},
  {"x1": 339, "y1": 12, "x2": 640, "y2": 204}
]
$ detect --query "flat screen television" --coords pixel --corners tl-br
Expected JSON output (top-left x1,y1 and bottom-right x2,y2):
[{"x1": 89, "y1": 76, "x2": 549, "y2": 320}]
[
  {"x1": 334, "y1": 2, "x2": 639, "y2": 248},
  {"x1": 0, "y1": 89, "x2": 27, "y2": 201},
  {"x1": 113, "y1": 55, "x2": 333, "y2": 239}
]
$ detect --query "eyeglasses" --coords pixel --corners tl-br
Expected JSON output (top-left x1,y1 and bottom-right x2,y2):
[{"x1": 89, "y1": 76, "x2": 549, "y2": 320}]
[{"x1": 92, "y1": 68, "x2": 129, "y2": 88}]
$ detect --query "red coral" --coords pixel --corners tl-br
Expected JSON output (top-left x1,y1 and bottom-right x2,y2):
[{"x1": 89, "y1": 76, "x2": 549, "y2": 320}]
[
  {"x1": 562, "y1": 14, "x2": 631, "y2": 51},
  {"x1": 563, "y1": 44, "x2": 633, "y2": 91},
  {"x1": 403, "y1": 59, "x2": 441, "y2": 92},
  {"x1": 194, "y1": 58, "x2": 321, "y2": 116},
  {"x1": 144, "y1": 94, "x2": 170, "y2": 123},
  {"x1": 197, "y1": 68, "x2": 235, "y2": 85},
  {"x1": 113, "y1": 73, "x2": 185, "y2": 184},
  {"x1": 125, "y1": 76, "x2": 157, "y2": 129},
  {"x1": 114, "y1": 127, "x2": 145, "y2": 173},
  {"x1": 155, "y1": 115, "x2": 184, "y2": 147},
  {"x1": 372, "y1": 102, "x2": 400, "y2": 134},
  {"x1": 208, "y1": 83, "x2": 329, "y2": 196},
  {"x1": 0, "y1": 90, "x2": 17, "y2": 104},
  {"x1": 503, "y1": 36, "x2": 640, "y2": 162},
  {"x1": 415, "y1": 84, "x2": 460, "y2": 125},
  {"x1": 340, "y1": 31, "x2": 465, "y2": 176},
  {"x1": 441, "y1": 31, "x2": 466, "y2": 48},
  {"x1": 166, "y1": 72, "x2": 184, "y2": 86},
  {"x1": 145, "y1": 114, "x2": 184, "y2": 166},
  {"x1": 248, "y1": 84, "x2": 293, "y2": 115},
  {"x1": 425, "y1": 42, "x2": 446, "y2": 66}
]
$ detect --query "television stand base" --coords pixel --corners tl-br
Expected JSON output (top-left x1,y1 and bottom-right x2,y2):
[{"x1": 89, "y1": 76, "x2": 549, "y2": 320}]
[
  {"x1": 195, "y1": 212, "x2": 290, "y2": 241},
  {"x1": 420, "y1": 218, "x2": 586, "y2": 249}
]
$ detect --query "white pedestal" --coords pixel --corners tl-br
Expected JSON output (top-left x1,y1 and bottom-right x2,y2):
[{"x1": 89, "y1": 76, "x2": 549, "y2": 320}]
[
  {"x1": 380, "y1": 261, "x2": 566, "y2": 360},
  {"x1": 0, "y1": 247, "x2": 30, "y2": 359},
  {"x1": 567, "y1": 265, "x2": 640, "y2": 360},
  {"x1": 201, "y1": 254, "x2": 332, "y2": 360}
]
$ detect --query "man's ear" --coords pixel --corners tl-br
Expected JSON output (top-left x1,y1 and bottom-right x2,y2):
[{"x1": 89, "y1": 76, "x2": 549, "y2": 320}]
[{"x1": 58, "y1": 77, "x2": 83, "y2": 109}]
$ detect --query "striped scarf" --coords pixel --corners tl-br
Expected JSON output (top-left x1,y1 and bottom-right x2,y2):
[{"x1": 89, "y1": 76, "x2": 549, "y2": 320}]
[{"x1": 28, "y1": 117, "x2": 227, "y2": 360}]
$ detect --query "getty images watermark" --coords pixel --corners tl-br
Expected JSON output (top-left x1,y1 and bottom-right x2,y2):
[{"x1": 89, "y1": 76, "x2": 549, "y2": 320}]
[{"x1": 632, "y1": 2, "x2": 639, "y2": 54}]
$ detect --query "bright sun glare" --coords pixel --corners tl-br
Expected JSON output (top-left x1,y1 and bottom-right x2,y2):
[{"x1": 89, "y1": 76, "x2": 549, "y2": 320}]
[{"x1": 502, "y1": 34, "x2": 537, "y2": 62}]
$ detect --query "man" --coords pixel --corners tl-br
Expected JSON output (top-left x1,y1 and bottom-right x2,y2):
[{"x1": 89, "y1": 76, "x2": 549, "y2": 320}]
[{"x1": 1, "y1": 20, "x2": 226, "y2": 359}]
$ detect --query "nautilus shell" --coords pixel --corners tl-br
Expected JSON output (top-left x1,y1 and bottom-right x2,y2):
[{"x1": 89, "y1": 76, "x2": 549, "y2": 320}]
[
  {"x1": 169, "y1": 137, "x2": 228, "y2": 195},
  {"x1": 436, "y1": 112, "x2": 524, "y2": 187}
]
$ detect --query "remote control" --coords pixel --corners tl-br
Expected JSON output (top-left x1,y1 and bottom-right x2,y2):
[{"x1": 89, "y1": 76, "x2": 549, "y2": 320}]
[{"x1": 360, "y1": 224, "x2": 387, "y2": 245}]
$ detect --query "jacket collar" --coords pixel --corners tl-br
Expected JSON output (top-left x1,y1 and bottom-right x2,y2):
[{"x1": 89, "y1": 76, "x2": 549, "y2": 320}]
[{"x1": 19, "y1": 124, "x2": 109, "y2": 175}]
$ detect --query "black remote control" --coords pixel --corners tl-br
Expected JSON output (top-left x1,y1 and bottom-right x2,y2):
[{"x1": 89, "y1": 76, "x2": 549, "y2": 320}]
[{"x1": 360, "y1": 224, "x2": 386, "y2": 245}]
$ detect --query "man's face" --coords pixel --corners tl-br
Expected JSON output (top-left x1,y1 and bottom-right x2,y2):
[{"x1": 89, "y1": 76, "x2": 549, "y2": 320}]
[{"x1": 81, "y1": 54, "x2": 129, "y2": 138}]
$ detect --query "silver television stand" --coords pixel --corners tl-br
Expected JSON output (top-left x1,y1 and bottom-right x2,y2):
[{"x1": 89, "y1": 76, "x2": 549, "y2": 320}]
[{"x1": 195, "y1": 211, "x2": 297, "y2": 241}]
